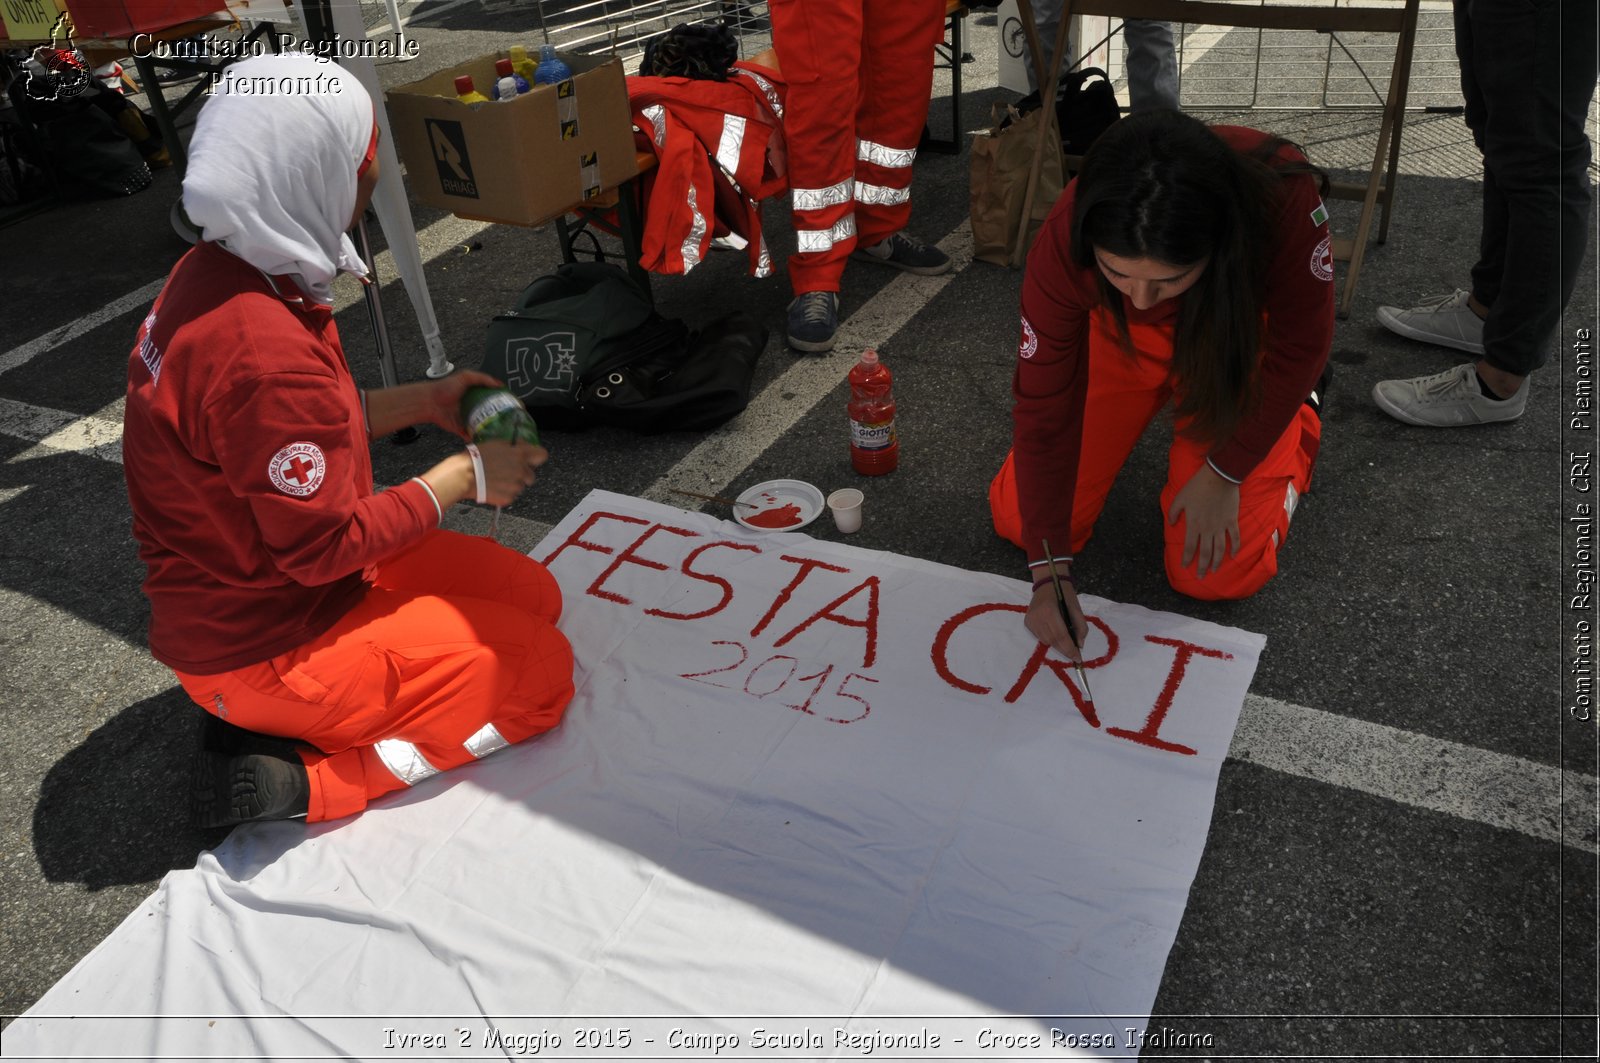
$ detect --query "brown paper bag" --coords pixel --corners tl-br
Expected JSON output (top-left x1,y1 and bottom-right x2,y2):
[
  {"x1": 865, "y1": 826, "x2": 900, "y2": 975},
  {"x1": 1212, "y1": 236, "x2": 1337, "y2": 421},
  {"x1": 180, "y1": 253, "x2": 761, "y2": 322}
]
[{"x1": 969, "y1": 102, "x2": 1065, "y2": 268}]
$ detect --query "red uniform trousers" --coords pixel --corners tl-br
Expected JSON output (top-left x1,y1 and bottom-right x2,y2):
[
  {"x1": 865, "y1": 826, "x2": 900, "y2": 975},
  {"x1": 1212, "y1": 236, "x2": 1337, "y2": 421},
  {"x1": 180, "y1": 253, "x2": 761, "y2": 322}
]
[
  {"x1": 990, "y1": 309, "x2": 1322, "y2": 600},
  {"x1": 770, "y1": 0, "x2": 946, "y2": 293},
  {"x1": 175, "y1": 530, "x2": 575, "y2": 822}
]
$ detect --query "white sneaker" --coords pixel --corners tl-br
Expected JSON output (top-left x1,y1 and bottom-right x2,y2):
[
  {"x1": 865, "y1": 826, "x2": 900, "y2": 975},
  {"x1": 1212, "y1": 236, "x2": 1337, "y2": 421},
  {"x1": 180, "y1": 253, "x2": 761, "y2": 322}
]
[
  {"x1": 1371, "y1": 362, "x2": 1527, "y2": 427},
  {"x1": 1376, "y1": 289, "x2": 1486, "y2": 356}
]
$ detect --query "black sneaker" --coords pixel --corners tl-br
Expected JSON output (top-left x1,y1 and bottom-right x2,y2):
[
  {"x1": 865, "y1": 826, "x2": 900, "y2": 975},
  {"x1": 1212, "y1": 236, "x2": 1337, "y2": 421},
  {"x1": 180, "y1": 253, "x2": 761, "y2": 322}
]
[
  {"x1": 192, "y1": 750, "x2": 311, "y2": 829},
  {"x1": 852, "y1": 231, "x2": 951, "y2": 276},
  {"x1": 787, "y1": 290, "x2": 840, "y2": 353}
]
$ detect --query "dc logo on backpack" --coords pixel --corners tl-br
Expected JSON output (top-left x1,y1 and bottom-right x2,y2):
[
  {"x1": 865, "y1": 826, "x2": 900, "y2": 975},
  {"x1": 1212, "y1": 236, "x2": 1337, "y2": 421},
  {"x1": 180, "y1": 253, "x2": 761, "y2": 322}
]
[{"x1": 504, "y1": 332, "x2": 580, "y2": 398}]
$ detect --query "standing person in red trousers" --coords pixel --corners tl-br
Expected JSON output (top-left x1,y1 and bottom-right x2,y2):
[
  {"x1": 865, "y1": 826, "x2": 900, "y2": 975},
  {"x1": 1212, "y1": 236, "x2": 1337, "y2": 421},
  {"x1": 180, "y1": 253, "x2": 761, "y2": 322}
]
[
  {"x1": 988, "y1": 111, "x2": 1334, "y2": 660},
  {"x1": 770, "y1": 0, "x2": 954, "y2": 352},
  {"x1": 122, "y1": 54, "x2": 574, "y2": 828}
]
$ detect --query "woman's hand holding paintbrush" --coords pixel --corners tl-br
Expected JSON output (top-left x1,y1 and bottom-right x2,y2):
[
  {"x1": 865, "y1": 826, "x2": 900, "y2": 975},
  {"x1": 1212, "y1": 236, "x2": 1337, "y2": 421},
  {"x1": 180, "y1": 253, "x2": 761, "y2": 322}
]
[
  {"x1": 1025, "y1": 571, "x2": 1088, "y2": 664},
  {"x1": 1023, "y1": 543, "x2": 1089, "y2": 660},
  {"x1": 1026, "y1": 542, "x2": 1096, "y2": 704}
]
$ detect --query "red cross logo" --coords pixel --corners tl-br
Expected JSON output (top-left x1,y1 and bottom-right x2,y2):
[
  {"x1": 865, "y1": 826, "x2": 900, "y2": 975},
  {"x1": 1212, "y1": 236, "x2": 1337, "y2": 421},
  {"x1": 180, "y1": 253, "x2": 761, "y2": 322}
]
[
  {"x1": 267, "y1": 442, "x2": 327, "y2": 498},
  {"x1": 282, "y1": 455, "x2": 316, "y2": 485}
]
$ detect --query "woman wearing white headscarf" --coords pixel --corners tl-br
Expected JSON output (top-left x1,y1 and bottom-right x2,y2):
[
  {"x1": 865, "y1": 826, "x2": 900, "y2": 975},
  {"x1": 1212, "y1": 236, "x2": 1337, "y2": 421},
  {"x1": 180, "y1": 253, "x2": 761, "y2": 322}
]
[{"x1": 123, "y1": 54, "x2": 574, "y2": 828}]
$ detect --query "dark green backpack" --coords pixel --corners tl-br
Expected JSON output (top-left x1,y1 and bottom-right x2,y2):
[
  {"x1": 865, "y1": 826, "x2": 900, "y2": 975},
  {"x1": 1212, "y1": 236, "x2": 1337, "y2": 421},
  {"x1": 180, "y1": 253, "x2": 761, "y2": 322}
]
[{"x1": 481, "y1": 262, "x2": 766, "y2": 434}]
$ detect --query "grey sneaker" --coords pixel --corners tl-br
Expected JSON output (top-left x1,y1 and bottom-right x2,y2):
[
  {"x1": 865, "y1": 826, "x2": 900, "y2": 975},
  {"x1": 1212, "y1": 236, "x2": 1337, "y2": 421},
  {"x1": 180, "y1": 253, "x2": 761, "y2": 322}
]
[
  {"x1": 1376, "y1": 289, "x2": 1486, "y2": 355},
  {"x1": 1371, "y1": 362, "x2": 1526, "y2": 427},
  {"x1": 787, "y1": 290, "x2": 840, "y2": 353},
  {"x1": 852, "y1": 231, "x2": 951, "y2": 275}
]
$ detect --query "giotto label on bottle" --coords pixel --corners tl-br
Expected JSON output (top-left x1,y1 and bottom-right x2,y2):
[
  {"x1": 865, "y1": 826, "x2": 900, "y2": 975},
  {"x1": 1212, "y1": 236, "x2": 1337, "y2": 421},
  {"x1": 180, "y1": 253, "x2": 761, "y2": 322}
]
[{"x1": 850, "y1": 418, "x2": 896, "y2": 450}]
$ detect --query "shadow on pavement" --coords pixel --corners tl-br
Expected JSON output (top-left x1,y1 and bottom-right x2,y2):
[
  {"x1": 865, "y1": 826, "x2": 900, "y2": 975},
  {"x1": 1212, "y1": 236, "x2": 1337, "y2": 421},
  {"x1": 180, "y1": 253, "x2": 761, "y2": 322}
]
[{"x1": 34, "y1": 687, "x2": 228, "y2": 889}]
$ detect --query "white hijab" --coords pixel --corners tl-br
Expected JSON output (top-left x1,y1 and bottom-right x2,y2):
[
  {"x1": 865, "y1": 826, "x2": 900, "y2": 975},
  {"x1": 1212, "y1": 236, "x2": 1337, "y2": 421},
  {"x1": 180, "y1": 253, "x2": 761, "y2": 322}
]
[{"x1": 183, "y1": 53, "x2": 374, "y2": 304}]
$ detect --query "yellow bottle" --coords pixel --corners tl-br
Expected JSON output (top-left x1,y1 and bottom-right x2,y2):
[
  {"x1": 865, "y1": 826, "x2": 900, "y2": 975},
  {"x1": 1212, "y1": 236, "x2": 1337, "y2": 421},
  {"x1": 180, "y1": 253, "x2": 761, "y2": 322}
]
[
  {"x1": 453, "y1": 74, "x2": 490, "y2": 104},
  {"x1": 509, "y1": 45, "x2": 537, "y2": 85}
]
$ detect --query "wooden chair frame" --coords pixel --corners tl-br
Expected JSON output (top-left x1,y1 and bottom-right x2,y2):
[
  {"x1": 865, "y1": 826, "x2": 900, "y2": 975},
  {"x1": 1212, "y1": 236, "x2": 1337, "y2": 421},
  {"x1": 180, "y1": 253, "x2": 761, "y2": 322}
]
[{"x1": 1015, "y1": 0, "x2": 1421, "y2": 318}]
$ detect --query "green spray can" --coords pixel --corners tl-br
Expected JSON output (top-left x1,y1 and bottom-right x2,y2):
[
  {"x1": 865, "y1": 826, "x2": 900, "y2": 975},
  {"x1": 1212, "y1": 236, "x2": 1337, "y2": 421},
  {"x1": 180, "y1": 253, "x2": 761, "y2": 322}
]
[{"x1": 460, "y1": 386, "x2": 540, "y2": 445}]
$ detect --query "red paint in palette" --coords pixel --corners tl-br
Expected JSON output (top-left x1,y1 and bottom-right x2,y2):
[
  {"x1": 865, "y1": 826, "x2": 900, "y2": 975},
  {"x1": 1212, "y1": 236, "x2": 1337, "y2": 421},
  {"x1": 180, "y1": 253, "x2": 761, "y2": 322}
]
[{"x1": 745, "y1": 502, "x2": 804, "y2": 529}]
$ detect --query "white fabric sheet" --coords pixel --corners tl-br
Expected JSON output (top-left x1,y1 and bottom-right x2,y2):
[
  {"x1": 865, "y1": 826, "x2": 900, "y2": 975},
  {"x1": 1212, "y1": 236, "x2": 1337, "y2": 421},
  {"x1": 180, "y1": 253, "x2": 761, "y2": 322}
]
[{"x1": 6, "y1": 490, "x2": 1264, "y2": 1060}]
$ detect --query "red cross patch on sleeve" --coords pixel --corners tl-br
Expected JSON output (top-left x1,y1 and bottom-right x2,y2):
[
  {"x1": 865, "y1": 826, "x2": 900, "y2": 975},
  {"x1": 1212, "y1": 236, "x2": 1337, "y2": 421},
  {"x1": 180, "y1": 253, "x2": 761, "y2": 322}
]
[
  {"x1": 268, "y1": 442, "x2": 327, "y2": 498},
  {"x1": 1310, "y1": 235, "x2": 1334, "y2": 282},
  {"x1": 1020, "y1": 315, "x2": 1039, "y2": 359}
]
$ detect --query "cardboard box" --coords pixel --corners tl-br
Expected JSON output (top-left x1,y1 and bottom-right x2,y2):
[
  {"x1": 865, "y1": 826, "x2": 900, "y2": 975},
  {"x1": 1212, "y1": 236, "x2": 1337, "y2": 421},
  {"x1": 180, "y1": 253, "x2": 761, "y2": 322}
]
[
  {"x1": 62, "y1": 0, "x2": 225, "y2": 41},
  {"x1": 386, "y1": 50, "x2": 637, "y2": 229}
]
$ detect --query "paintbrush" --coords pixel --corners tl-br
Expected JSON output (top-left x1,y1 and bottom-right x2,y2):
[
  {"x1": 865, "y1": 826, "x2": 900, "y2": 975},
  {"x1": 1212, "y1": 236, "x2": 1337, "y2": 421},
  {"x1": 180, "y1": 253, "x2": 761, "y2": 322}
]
[
  {"x1": 669, "y1": 488, "x2": 759, "y2": 510},
  {"x1": 1041, "y1": 539, "x2": 1094, "y2": 705}
]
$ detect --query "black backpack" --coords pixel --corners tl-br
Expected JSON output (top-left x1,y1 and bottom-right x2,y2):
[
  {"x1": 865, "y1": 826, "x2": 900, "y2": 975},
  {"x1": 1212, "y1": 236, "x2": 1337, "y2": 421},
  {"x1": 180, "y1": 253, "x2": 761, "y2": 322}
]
[
  {"x1": 1008, "y1": 66, "x2": 1122, "y2": 158},
  {"x1": 8, "y1": 78, "x2": 152, "y2": 198},
  {"x1": 481, "y1": 262, "x2": 767, "y2": 434}
]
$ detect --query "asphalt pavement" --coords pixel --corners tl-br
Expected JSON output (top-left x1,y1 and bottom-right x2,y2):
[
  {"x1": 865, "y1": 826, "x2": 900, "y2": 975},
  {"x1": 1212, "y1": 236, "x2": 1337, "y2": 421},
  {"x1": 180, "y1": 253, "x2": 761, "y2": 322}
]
[{"x1": 0, "y1": 3, "x2": 1596, "y2": 1058}]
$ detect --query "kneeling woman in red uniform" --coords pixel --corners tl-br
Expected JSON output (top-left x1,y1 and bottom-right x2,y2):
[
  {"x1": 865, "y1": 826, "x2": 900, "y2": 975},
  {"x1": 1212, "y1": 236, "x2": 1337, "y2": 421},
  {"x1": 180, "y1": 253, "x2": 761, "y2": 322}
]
[
  {"x1": 122, "y1": 54, "x2": 574, "y2": 827},
  {"x1": 990, "y1": 110, "x2": 1333, "y2": 658}
]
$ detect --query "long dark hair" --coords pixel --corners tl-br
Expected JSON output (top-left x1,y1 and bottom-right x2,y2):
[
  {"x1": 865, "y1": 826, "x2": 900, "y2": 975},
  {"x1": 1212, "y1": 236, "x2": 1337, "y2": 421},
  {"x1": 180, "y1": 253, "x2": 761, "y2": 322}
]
[{"x1": 1069, "y1": 110, "x2": 1327, "y2": 444}]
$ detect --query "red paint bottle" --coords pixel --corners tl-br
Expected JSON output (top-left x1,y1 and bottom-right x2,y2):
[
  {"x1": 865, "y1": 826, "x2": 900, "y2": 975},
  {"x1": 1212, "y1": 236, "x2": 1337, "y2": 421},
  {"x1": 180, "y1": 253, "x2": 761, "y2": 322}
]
[{"x1": 848, "y1": 348, "x2": 898, "y2": 475}]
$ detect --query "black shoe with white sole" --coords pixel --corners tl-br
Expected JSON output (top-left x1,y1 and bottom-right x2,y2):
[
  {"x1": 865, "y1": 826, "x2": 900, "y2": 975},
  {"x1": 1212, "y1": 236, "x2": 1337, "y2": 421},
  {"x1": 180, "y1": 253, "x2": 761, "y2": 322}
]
[{"x1": 192, "y1": 750, "x2": 311, "y2": 829}]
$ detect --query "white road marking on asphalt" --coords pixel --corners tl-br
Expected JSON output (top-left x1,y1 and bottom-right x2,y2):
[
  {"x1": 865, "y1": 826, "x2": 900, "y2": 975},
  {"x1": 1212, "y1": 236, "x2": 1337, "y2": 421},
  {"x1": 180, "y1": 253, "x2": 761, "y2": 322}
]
[
  {"x1": 1, "y1": 397, "x2": 126, "y2": 465},
  {"x1": 1233, "y1": 694, "x2": 1598, "y2": 854},
  {"x1": 0, "y1": 279, "x2": 164, "y2": 378},
  {"x1": 23, "y1": 397, "x2": 125, "y2": 462},
  {"x1": 338, "y1": 215, "x2": 497, "y2": 314},
  {"x1": 400, "y1": 0, "x2": 479, "y2": 25},
  {"x1": 641, "y1": 221, "x2": 975, "y2": 506}
]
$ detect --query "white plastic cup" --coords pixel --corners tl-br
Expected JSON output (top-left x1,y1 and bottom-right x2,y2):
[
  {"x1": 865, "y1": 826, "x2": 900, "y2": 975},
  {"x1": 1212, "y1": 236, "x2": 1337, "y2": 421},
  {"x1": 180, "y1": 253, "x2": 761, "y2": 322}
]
[{"x1": 827, "y1": 488, "x2": 864, "y2": 534}]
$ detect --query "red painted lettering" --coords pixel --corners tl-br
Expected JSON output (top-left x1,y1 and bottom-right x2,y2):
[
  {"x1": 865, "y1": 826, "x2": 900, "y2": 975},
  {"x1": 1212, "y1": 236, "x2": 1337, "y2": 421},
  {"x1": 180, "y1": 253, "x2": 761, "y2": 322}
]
[
  {"x1": 648, "y1": 540, "x2": 761, "y2": 621},
  {"x1": 784, "y1": 664, "x2": 830, "y2": 715},
  {"x1": 679, "y1": 640, "x2": 748, "y2": 688},
  {"x1": 676, "y1": 643, "x2": 876, "y2": 724},
  {"x1": 771, "y1": 576, "x2": 881, "y2": 669},
  {"x1": 540, "y1": 510, "x2": 650, "y2": 569},
  {"x1": 932, "y1": 606, "x2": 1116, "y2": 728},
  {"x1": 744, "y1": 655, "x2": 799, "y2": 697},
  {"x1": 931, "y1": 602, "x2": 1023, "y2": 694},
  {"x1": 828, "y1": 672, "x2": 877, "y2": 724},
  {"x1": 1105, "y1": 635, "x2": 1234, "y2": 756},
  {"x1": 588, "y1": 522, "x2": 698, "y2": 605},
  {"x1": 749, "y1": 554, "x2": 851, "y2": 639}
]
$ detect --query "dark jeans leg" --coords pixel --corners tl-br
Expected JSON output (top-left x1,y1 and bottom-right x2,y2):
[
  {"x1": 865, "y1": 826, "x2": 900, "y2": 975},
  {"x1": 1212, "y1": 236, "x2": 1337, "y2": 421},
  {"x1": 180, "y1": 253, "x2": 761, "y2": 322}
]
[{"x1": 1458, "y1": 0, "x2": 1596, "y2": 377}]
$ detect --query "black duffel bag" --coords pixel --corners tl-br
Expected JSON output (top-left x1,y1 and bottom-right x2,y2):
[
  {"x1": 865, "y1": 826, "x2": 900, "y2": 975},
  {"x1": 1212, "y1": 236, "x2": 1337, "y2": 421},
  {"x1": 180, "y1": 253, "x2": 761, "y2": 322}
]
[{"x1": 482, "y1": 262, "x2": 767, "y2": 434}]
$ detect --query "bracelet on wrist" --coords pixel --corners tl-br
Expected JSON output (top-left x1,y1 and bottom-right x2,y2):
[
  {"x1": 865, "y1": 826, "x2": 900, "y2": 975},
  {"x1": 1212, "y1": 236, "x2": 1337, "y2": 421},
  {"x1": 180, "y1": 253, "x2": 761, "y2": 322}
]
[
  {"x1": 465, "y1": 443, "x2": 487, "y2": 504},
  {"x1": 1032, "y1": 572, "x2": 1074, "y2": 591}
]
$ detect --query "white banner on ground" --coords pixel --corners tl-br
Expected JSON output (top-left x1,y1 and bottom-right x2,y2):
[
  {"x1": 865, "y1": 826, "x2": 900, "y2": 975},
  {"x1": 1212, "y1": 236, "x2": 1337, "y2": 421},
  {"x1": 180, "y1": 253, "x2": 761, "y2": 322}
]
[{"x1": 4, "y1": 490, "x2": 1261, "y2": 1060}]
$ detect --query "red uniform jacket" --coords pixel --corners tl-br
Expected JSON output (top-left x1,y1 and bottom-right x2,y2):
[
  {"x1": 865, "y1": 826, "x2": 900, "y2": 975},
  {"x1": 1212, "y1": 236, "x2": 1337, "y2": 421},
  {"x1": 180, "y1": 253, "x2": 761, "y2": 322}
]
[
  {"x1": 628, "y1": 62, "x2": 788, "y2": 277},
  {"x1": 1012, "y1": 126, "x2": 1335, "y2": 567},
  {"x1": 123, "y1": 242, "x2": 438, "y2": 674}
]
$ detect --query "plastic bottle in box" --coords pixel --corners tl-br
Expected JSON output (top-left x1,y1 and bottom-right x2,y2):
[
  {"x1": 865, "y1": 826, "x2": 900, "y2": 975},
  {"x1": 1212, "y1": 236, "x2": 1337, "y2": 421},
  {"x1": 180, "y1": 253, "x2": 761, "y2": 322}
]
[
  {"x1": 453, "y1": 74, "x2": 489, "y2": 104},
  {"x1": 534, "y1": 44, "x2": 573, "y2": 85}
]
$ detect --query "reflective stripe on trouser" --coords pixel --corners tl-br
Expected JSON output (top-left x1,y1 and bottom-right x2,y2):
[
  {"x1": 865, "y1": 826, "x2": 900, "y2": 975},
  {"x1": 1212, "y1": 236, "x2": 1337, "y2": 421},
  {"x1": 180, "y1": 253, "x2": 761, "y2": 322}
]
[
  {"x1": 770, "y1": 0, "x2": 944, "y2": 292},
  {"x1": 174, "y1": 530, "x2": 575, "y2": 822},
  {"x1": 988, "y1": 309, "x2": 1321, "y2": 601}
]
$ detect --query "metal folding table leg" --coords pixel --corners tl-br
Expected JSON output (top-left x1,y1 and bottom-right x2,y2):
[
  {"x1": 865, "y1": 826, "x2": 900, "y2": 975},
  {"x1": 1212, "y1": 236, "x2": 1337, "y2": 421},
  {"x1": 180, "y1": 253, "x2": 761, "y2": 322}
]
[
  {"x1": 130, "y1": 53, "x2": 185, "y2": 175},
  {"x1": 614, "y1": 175, "x2": 652, "y2": 297}
]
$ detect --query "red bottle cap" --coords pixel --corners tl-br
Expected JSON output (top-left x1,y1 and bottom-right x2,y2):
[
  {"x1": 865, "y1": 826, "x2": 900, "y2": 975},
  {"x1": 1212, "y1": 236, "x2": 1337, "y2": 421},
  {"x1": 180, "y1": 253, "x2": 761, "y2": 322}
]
[
  {"x1": 453, "y1": 74, "x2": 475, "y2": 95},
  {"x1": 496, "y1": 58, "x2": 514, "y2": 76}
]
